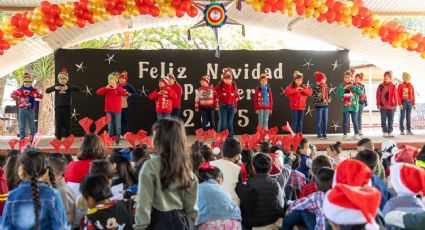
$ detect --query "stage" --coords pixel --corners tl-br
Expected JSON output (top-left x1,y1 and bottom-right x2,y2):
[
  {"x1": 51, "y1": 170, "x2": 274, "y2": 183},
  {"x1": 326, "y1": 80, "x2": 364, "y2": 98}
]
[{"x1": 1, "y1": 130, "x2": 424, "y2": 155}]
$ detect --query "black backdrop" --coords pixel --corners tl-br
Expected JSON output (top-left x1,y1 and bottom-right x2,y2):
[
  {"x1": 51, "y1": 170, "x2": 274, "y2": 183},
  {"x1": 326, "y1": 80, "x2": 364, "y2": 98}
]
[{"x1": 54, "y1": 48, "x2": 349, "y2": 136}]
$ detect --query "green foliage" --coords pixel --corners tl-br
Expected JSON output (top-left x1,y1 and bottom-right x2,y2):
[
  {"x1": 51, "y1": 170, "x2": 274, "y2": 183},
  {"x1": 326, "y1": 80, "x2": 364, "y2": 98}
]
[{"x1": 388, "y1": 17, "x2": 425, "y2": 34}]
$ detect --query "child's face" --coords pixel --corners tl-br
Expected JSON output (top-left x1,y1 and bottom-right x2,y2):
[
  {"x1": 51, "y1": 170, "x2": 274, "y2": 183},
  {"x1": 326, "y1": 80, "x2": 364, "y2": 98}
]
[
  {"x1": 344, "y1": 75, "x2": 351, "y2": 83},
  {"x1": 224, "y1": 78, "x2": 232, "y2": 84},
  {"x1": 403, "y1": 75, "x2": 411, "y2": 83},
  {"x1": 83, "y1": 196, "x2": 97, "y2": 209},
  {"x1": 295, "y1": 78, "x2": 303, "y2": 85},
  {"x1": 200, "y1": 80, "x2": 208, "y2": 87},
  {"x1": 355, "y1": 76, "x2": 362, "y2": 83},
  {"x1": 326, "y1": 147, "x2": 336, "y2": 157},
  {"x1": 108, "y1": 79, "x2": 117, "y2": 86},
  {"x1": 260, "y1": 78, "x2": 267, "y2": 85},
  {"x1": 159, "y1": 82, "x2": 165, "y2": 88},
  {"x1": 59, "y1": 78, "x2": 68, "y2": 85},
  {"x1": 119, "y1": 78, "x2": 126, "y2": 84},
  {"x1": 168, "y1": 78, "x2": 175, "y2": 85},
  {"x1": 384, "y1": 75, "x2": 392, "y2": 82},
  {"x1": 23, "y1": 82, "x2": 32, "y2": 88},
  {"x1": 216, "y1": 176, "x2": 223, "y2": 185}
]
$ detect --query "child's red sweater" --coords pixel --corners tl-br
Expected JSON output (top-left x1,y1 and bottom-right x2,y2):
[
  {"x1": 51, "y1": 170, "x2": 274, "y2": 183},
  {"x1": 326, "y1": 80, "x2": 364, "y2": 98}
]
[
  {"x1": 215, "y1": 81, "x2": 239, "y2": 107},
  {"x1": 398, "y1": 82, "x2": 415, "y2": 105},
  {"x1": 376, "y1": 81, "x2": 399, "y2": 110},
  {"x1": 169, "y1": 83, "x2": 183, "y2": 109},
  {"x1": 96, "y1": 86, "x2": 127, "y2": 112},
  {"x1": 254, "y1": 86, "x2": 273, "y2": 110},
  {"x1": 148, "y1": 86, "x2": 177, "y2": 113},
  {"x1": 284, "y1": 85, "x2": 312, "y2": 110}
]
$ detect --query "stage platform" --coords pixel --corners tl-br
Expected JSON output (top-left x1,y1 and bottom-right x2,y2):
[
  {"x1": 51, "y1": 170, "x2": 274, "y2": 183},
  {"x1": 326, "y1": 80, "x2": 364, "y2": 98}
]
[{"x1": 1, "y1": 130, "x2": 424, "y2": 155}]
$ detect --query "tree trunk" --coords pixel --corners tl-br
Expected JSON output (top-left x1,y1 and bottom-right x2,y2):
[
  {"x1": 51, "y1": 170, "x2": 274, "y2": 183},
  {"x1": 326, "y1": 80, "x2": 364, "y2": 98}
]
[
  {"x1": 0, "y1": 76, "x2": 7, "y2": 109},
  {"x1": 36, "y1": 73, "x2": 55, "y2": 136},
  {"x1": 124, "y1": 31, "x2": 130, "y2": 49}
]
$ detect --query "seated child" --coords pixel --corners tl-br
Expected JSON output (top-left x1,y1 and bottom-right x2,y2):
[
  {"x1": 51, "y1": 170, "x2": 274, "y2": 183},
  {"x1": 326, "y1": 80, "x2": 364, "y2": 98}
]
[
  {"x1": 300, "y1": 155, "x2": 333, "y2": 198},
  {"x1": 285, "y1": 154, "x2": 306, "y2": 198},
  {"x1": 326, "y1": 141, "x2": 345, "y2": 166}
]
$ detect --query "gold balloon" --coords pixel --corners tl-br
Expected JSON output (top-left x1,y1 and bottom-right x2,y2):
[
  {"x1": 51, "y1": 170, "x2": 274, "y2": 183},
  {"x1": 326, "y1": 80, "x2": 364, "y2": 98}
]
[
  {"x1": 372, "y1": 19, "x2": 381, "y2": 28},
  {"x1": 361, "y1": 27, "x2": 370, "y2": 35},
  {"x1": 132, "y1": 9, "x2": 140, "y2": 16},
  {"x1": 305, "y1": 7, "x2": 315, "y2": 18},
  {"x1": 167, "y1": 7, "x2": 176, "y2": 17},
  {"x1": 93, "y1": 15, "x2": 101, "y2": 22},
  {"x1": 342, "y1": 7, "x2": 351, "y2": 16},
  {"x1": 27, "y1": 12, "x2": 34, "y2": 20},
  {"x1": 33, "y1": 7, "x2": 42, "y2": 15},
  {"x1": 32, "y1": 12, "x2": 44, "y2": 22},
  {"x1": 313, "y1": 9, "x2": 321, "y2": 18},
  {"x1": 245, "y1": 0, "x2": 254, "y2": 4},
  {"x1": 401, "y1": 41, "x2": 409, "y2": 49},
  {"x1": 3, "y1": 33, "x2": 14, "y2": 42},
  {"x1": 66, "y1": 2, "x2": 74, "y2": 9},
  {"x1": 398, "y1": 33, "x2": 407, "y2": 42},
  {"x1": 287, "y1": 2, "x2": 296, "y2": 11},
  {"x1": 4, "y1": 25, "x2": 13, "y2": 34},
  {"x1": 64, "y1": 21, "x2": 74, "y2": 29},
  {"x1": 369, "y1": 29, "x2": 379, "y2": 38},
  {"x1": 421, "y1": 51, "x2": 425, "y2": 59},
  {"x1": 312, "y1": 0, "x2": 321, "y2": 8},
  {"x1": 127, "y1": 1, "x2": 136, "y2": 8},
  {"x1": 351, "y1": 6, "x2": 359, "y2": 16},
  {"x1": 319, "y1": 5, "x2": 328, "y2": 14},
  {"x1": 102, "y1": 13, "x2": 111, "y2": 20},
  {"x1": 28, "y1": 23, "x2": 39, "y2": 32},
  {"x1": 288, "y1": 9, "x2": 296, "y2": 17},
  {"x1": 122, "y1": 11, "x2": 131, "y2": 18},
  {"x1": 9, "y1": 39, "x2": 18, "y2": 46},
  {"x1": 252, "y1": 2, "x2": 261, "y2": 12},
  {"x1": 392, "y1": 41, "x2": 401, "y2": 48}
]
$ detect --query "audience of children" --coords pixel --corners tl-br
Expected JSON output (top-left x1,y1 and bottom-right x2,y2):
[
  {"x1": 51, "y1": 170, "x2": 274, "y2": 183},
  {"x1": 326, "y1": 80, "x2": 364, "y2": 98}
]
[{"x1": 2, "y1": 119, "x2": 425, "y2": 230}]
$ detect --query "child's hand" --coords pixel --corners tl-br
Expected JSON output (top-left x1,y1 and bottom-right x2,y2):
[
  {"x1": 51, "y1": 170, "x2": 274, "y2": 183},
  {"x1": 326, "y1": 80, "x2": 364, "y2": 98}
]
[
  {"x1": 55, "y1": 86, "x2": 61, "y2": 90},
  {"x1": 256, "y1": 110, "x2": 259, "y2": 114},
  {"x1": 62, "y1": 85, "x2": 68, "y2": 91},
  {"x1": 413, "y1": 105, "x2": 417, "y2": 110},
  {"x1": 400, "y1": 105, "x2": 404, "y2": 110}
]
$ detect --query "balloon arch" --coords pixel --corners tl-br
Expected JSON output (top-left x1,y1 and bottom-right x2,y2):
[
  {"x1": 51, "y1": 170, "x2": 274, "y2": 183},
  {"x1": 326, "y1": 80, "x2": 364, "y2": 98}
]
[{"x1": 0, "y1": 0, "x2": 424, "y2": 59}]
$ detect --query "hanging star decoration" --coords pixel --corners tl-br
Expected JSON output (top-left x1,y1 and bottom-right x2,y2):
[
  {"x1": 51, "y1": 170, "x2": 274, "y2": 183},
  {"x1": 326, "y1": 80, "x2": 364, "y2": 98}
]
[
  {"x1": 71, "y1": 109, "x2": 80, "y2": 121},
  {"x1": 332, "y1": 60, "x2": 340, "y2": 71},
  {"x1": 82, "y1": 85, "x2": 93, "y2": 97},
  {"x1": 105, "y1": 54, "x2": 116, "y2": 65},
  {"x1": 188, "y1": 0, "x2": 244, "y2": 58},
  {"x1": 137, "y1": 85, "x2": 149, "y2": 97},
  {"x1": 331, "y1": 120, "x2": 341, "y2": 132},
  {"x1": 305, "y1": 105, "x2": 315, "y2": 117},
  {"x1": 305, "y1": 80, "x2": 312, "y2": 88},
  {"x1": 75, "y1": 62, "x2": 86, "y2": 72},
  {"x1": 280, "y1": 87, "x2": 286, "y2": 95},
  {"x1": 303, "y1": 58, "x2": 314, "y2": 69},
  {"x1": 329, "y1": 83, "x2": 337, "y2": 95}
]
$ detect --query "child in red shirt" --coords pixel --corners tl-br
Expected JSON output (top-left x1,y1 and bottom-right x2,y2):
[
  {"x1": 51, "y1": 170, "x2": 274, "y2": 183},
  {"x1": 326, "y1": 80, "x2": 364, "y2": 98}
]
[
  {"x1": 166, "y1": 74, "x2": 183, "y2": 118},
  {"x1": 355, "y1": 73, "x2": 367, "y2": 136},
  {"x1": 376, "y1": 71, "x2": 399, "y2": 138},
  {"x1": 10, "y1": 72, "x2": 43, "y2": 139},
  {"x1": 96, "y1": 72, "x2": 127, "y2": 145},
  {"x1": 148, "y1": 77, "x2": 177, "y2": 120},
  {"x1": 398, "y1": 72, "x2": 416, "y2": 135},
  {"x1": 215, "y1": 68, "x2": 240, "y2": 138},
  {"x1": 195, "y1": 75, "x2": 217, "y2": 131},
  {"x1": 284, "y1": 71, "x2": 312, "y2": 134},
  {"x1": 254, "y1": 74, "x2": 273, "y2": 130}
]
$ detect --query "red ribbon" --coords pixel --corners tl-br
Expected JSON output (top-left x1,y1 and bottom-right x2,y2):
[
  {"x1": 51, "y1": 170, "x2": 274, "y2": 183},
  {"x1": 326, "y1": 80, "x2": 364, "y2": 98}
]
[{"x1": 199, "y1": 162, "x2": 215, "y2": 172}]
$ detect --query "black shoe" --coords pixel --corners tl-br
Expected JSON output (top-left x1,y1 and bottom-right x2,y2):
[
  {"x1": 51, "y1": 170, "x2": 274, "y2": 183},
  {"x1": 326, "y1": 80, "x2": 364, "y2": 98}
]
[
  {"x1": 323, "y1": 135, "x2": 329, "y2": 139},
  {"x1": 317, "y1": 135, "x2": 322, "y2": 139}
]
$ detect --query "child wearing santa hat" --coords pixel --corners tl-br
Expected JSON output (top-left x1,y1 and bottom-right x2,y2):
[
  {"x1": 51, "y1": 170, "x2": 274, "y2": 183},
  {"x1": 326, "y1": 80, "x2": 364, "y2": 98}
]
[
  {"x1": 118, "y1": 71, "x2": 137, "y2": 135},
  {"x1": 382, "y1": 163, "x2": 425, "y2": 216},
  {"x1": 148, "y1": 77, "x2": 177, "y2": 120},
  {"x1": 284, "y1": 71, "x2": 312, "y2": 134},
  {"x1": 312, "y1": 71, "x2": 329, "y2": 139},
  {"x1": 355, "y1": 72, "x2": 367, "y2": 136},
  {"x1": 96, "y1": 72, "x2": 127, "y2": 145},
  {"x1": 323, "y1": 184, "x2": 383, "y2": 230},
  {"x1": 10, "y1": 72, "x2": 43, "y2": 139},
  {"x1": 195, "y1": 75, "x2": 217, "y2": 131},
  {"x1": 45, "y1": 68, "x2": 81, "y2": 140},
  {"x1": 165, "y1": 74, "x2": 183, "y2": 118},
  {"x1": 376, "y1": 71, "x2": 399, "y2": 138},
  {"x1": 215, "y1": 68, "x2": 240, "y2": 138},
  {"x1": 254, "y1": 73, "x2": 273, "y2": 130},
  {"x1": 336, "y1": 70, "x2": 363, "y2": 141},
  {"x1": 398, "y1": 72, "x2": 416, "y2": 135}
]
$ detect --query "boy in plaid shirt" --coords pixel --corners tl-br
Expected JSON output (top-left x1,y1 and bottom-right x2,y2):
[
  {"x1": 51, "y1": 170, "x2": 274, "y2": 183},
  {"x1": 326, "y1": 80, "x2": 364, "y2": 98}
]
[
  {"x1": 283, "y1": 167, "x2": 334, "y2": 230},
  {"x1": 286, "y1": 154, "x2": 306, "y2": 196}
]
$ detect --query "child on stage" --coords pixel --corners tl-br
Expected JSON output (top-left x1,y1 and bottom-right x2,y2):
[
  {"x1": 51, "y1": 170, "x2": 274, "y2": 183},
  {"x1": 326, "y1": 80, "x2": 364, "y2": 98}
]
[
  {"x1": 96, "y1": 72, "x2": 127, "y2": 145},
  {"x1": 254, "y1": 73, "x2": 273, "y2": 130},
  {"x1": 355, "y1": 72, "x2": 367, "y2": 136},
  {"x1": 376, "y1": 71, "x2": 399, "y2": 138},
  {"x1": 398, "y1": 72, "x2": 416, "y2": 135},
  {"x1": 166, "y1": 74, "x2": 183, "y2": 117},
  {"x1": 312, "y1": 71, "x2": 329, "y2": 139},
  {"x1": 118, "y1": 71, "x2": 137, "y2": 135},
  {"x1": 336, "y1": 70, "x2": 363, "y2": 141},
  {"x1": 215, "y1": 68, "x2": 240, "y2": 138},
  {"x1": 45, "y1": 68, "x2": 81, "y2": 140},
  {"x1": 148, "y1": 77, "x2": 176, "y2": 120},
  {"x1": 195, "y1": 75, "x2": 217, "y2": 131},
  {"x1": 284, "y1": 70, "x2": 312, "y2": 134},
  {"x1": 10, "y1": 72, "x2": 43, "y2": 139}
]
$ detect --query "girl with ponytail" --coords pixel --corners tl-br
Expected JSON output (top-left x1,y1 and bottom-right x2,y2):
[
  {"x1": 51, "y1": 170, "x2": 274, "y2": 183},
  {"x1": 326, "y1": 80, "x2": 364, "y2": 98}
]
[{"x1": 1, "y1": 150, "x2": 70, "y2": 229}]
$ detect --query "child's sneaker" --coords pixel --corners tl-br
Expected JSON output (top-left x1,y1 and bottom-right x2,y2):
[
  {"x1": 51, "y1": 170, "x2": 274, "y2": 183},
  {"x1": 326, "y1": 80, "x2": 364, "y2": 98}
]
[
  {"x1": 359, "y1": 130, "x2": 364, "y2": 136},
  {"x1": 400, "y1": 131, "x2": 406, "y2": 135},
  {"x1": 323, "y1": 135, "x2": 329, "y2": 139},
  {"x1": 343, "y1": 135, "x2": 350, "y2": 141},
  {"x1": 407, "y1": 131, "x2": 414, "y2": 135},
  {"x1": 353, "y1": 134, "x2": 360, "y2": 140},
  {"x1": 317, "y1": 135, "x2": 322, "y2": 140},
  {"x1": 388, "y1": 133, "x2": 395, "y2": 138},
  {"x1": 383, "y1": 133, "x2": 389, "y2": 138}
]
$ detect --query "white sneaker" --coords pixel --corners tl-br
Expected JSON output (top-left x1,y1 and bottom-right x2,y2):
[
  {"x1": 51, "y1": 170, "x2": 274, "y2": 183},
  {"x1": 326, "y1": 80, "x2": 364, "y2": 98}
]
[
  {"x1": 353, "y1": 134, "x2": 360, "y2": 140},
  {"x1": 407, "y1": 131, "x2": 414, "y2": 135},
  {"x1": 383, "y1": 133, "x2": 389, "y2": 138},
  {"x1": 388, "y1": 133, "x2": 395, "y2": 138},
  {"x1": 343, "y1": 135, "x2": 351, "y2": 141},
  {"x1": 400, "y1": 131, "x2": 406, "y2": 135},
  {"x1": 359, "y1": 130, "x2": 364, "y2": 136}
]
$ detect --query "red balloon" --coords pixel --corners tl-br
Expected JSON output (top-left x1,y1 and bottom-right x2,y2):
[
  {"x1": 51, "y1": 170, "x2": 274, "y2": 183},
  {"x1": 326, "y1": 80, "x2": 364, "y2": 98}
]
[
  {"x1": 415, "y1": 42, "x2": 425, "y2": 53},
  {"x1": 296, "y1": 5, "x2": 305, "y2": 15},
  {"x1": 262, "y1": 3, "x2": 272, "y2": 13},
  {"x1": 379, "y1": 27, "x2": 389, "y2": 38},
  {"x1": 44, "y1": 15, "x2": 56, "y2": 25},
  {"x1": 0, "y1": 41, "x2": 11, "y2": 50},
  {"x1": 13, "y1": 28, "x2": 25, "y2": 38},
  {"x1": 138, "y1": 5, "x2": 150, "y2": 15},
  {"x1": 352, "y1": 15, "x2": 362, "y2": 28},
  {"x1": 19, "y1": 18, "x2": 30, "y2": 29},
  {"x1": 24, "y1": 29, "x2": 34, "y2": 37},
  {"x1": 333, "y1": 1, "x2": 343, "y2": 12},
  {"x1": 11, "y1": 15, "x2": 20, "y2": 27},
  {"x1": 387, "y1": 21, "x2": 398, "y2": 31},
  {"x1": 317, "y1": 14, "x2": 326, "y2": 23},
  {"x1": 412, "y1": 33, "x2": 423, "y2": 42},
  {"x1": 48, "y1": 25, "x2": 57, "y2": 32},
  {"x1": 50, "y1": 5, "x2": 61, "y2": 16},
  {"x1": 271, "y1": 5, "x2": 279, "y2": 13},
  {"x1": 0, "y1": 49, "x2": 3, "y2": 55},
  {"x1": 110, "y1": 9, "x2": 120, "y2": 15},
  {"x1": 181, "y1": 1, "x2": 190, "y2": 11},
  {"x1": 144, "y1": 0, "x2": 155, "y2": 6},
  {"x1": 105, "y1": 1, "x2": 116, "y2": 10},
  {"x1": 276, "y1": 1, "x2": 285, "y2": 11},
  {"x1": 117, "y1": 2, "x2": 127, "y2": 12},
  {"x1": 40, "y1": 1, "x2": 52, "y2": 15},
  {"x1": 293, "y1": 0, "x2": 304, "y2": 6},
  {"x1": 325, "y1": 10, "x2": 336, "y2": 21},
  {"x1": 74, "y1": 8, "x2": 85, "y2": 17},
  {"x1": 381, "y1": 36, "x2": 390, "y2": 42},
  {"x1": 149, "y1": 6, "x2": 160, "y2": 17},
  {"x1": 304, "y1": 0, "x2": 312, "y2": 7},
  {"x1": 176, "y1": 7, "x2": 185, "y2": 17},
  {"x1": 77, "y1": 19, "x2": 86, "y2": 28},
  {"x1": 358, "y1": 7, "x2": 369, "y2": 17},
  {"x1": 189, "y1": 6, "x2": 198, "y2": 17},
  {"x1": 361, "y1": 15, "x2": 373, "y2": 28},
  {"x1": 55, "y1": 19, "x2": 64, "y2": 27},
  {"x1": 326, "y1": 0, "x2": 335, "y2": 9},
  {"x1": 0, "y1": 31, "x2": 3, "y2": 39},
  {"x1": 335, "y1": 13, "x2": 343, "y2": 22},
  {"x1": 171, "y1": 0, "x2": 181, "y2": 8},
  {"x1": 388, "y1": 32, "x2": 398, "y2": 42}
]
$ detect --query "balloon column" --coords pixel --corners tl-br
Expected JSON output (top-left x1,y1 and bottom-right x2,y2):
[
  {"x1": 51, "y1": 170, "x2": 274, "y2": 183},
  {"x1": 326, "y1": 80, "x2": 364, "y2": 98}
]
[
  {"x1": 0, "y1": 0, "x2": 199, "y2": 56},
  {"x1": 245, "y1": 0, "x2": 425, "y2": 59}
]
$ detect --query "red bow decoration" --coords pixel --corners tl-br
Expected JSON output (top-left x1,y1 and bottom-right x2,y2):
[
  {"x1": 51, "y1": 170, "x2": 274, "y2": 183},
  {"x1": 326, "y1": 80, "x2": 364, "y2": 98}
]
[
  {"x1": 8, "y1": 139, "x2": 19, "y2": 150},
  {"x1": 394, "y1": 145, "x2": 418, "y2": 164},
  {"x1": 217, "y1": 130, "x2": 229, "y2": 142},
  {"x1": 199, "y1": 162, "x2": 215, "y2": 171},
  {"x1": 280, "y1": 136, "x2": 292, "y2": 152},
  {"x1": 49, "y1": 139, "x2": 62, "y2": 152},
  {"x1": 94, "y1": 115, "x2": 111, "y2": 135},
  {"x1": 19, "y1": 136, "x2": 32, "y2": 153},
  {"x1": 269, "y1": 126, "x2": 279, "y2": 136},
  {"x1": 281, "y1": 121, "x2": 295, "y2": 135},
  {"x1": 291, "y1": 133, "x2": 304, "y2": 152},
  {"x1": 31, "y1": 133, "x2": 42, "y2": 147},
  {"x1": 124, "y1": 132, "x2": 137, "y2": 148},
  {"x1": 99, "y1": 131, "x2": 114, "y2": 148},
  {"x1": 136, "y1": 129, "x2": 148, "y2": 139},
  {"x1": 238, "y1": 134, "x2": 250, "y2": 149},
  {"x1": 195, "y1": 128, "x2": 203, "y2": 141},
  {"x1": 62, "y1": 135, "x2": 75, "y2": 153},
  {"x1": 256, "y1": 125, "x2": 267, "y2": 140},
  {"x1": 140, "y1": 136, "x2": 152, "y2": 147},
  {"x1": 79, "y1": 117, "x2": 93, "y2": 134}
]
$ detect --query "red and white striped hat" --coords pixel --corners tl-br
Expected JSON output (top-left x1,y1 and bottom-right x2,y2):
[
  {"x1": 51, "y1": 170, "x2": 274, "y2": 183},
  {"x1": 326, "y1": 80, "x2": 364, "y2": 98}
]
[
  {"x1": 333, "y1": 159, "x2": 372, "y2": 187},
  {"x1": 323, "y1": 184, "x2": 381, "y2": 230},
  {"x1": 200, "y1": 75, "x2": 210, "y2": 85},
  {"x1": 390, "y1": 163, "x2": 425, "y2": 195}
]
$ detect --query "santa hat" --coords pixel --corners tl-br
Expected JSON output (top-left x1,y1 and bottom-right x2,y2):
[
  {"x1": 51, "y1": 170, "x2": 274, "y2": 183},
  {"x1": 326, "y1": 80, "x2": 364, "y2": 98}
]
[
  {"x1": 259, "y1": 73, "x2": 268, "y2": 81},
  {"x1": 120, "y1": 71, "x2": 128, "y2": 81},
  {"x1": 355, "y1": 73, "x2": 364, "y2": 81},
  {"x1": 159, "y1": 77, "x2": 169, "y2": 86},
  {"x1": 222, "y1": 68, "x2": 234, "y2": 79},
  {"x1": 323, "y1": 184, "x2": 381, "y2": 230},
  {"x1": 166, "y1": 74, "x2": 176, "y2": 81},
  {"x1": 108, "y1": 72, "x2": 120, "y2": 83},
  {"x1": 390, "y1": 163, "x2": 425, "y2": 195},
  {"x1": 343, "y1": 70, "x2": 353, "y2": 77},
  {"x1": 314, "y1": 71, "x2": 326, "y2": 82},
  {"x1": 384, "y1": 71, "x2": 393, "y2": 78},
  {"x1": 391, "y1": 145, "x2": 418, "y2": 165},
  {"x1": 333, "y1": 159, "x2": 372, "y2": 187},
  {"x1": 269, "y1": 150, "x2": 284, "y2": 175},
  {"x1": 293, "y1": 70, "x2": 303, "y2": 80},
  {"x1": 200, "y1": 75, "x2": 210, "y2": 85},
  {"x1": 57, "y1": 68, "x2": 69, "y2": 80},
  {"x1": 22, "y1": 72, "x2": 33, "y2": 83}
]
